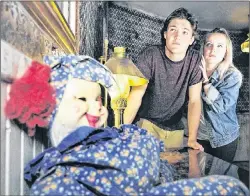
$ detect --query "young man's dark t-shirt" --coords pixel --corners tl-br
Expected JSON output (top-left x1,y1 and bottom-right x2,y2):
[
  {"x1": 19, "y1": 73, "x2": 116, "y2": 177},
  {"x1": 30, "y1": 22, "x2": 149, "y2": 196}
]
[{"x1": 135, "y1": 45, "x2": 203, "y2": 130}]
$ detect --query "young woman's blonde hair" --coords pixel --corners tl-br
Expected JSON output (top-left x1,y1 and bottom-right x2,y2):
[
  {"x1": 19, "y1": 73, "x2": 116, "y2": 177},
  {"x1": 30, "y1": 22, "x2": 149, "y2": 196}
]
[{"x1": 200, "y1": 28, "x2": 238, "y2": 80}]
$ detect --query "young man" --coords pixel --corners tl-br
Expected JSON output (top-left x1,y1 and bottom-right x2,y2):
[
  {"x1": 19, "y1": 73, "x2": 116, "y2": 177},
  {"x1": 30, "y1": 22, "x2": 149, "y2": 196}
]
[{"x1": 124, "y1": 8, "x2": 204, "y2": 151}]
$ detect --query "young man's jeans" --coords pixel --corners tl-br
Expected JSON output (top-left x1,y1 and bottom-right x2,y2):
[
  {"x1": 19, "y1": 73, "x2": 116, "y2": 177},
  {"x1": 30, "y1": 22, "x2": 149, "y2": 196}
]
[{"x1": 137, "y1": 118, "x2": 184, "y2": 149}]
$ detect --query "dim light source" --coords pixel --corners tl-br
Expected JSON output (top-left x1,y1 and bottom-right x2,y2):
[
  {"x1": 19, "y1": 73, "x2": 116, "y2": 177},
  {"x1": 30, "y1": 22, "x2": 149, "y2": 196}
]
[
  {"x1": 105, "y1": 47, "x2": 148, "y2": 127},
  {"x1": 241, "y1": 33, "x2": 249, "y2": 53}
]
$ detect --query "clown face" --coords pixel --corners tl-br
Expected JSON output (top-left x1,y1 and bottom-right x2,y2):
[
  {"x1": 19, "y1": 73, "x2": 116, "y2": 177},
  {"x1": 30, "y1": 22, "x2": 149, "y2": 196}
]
[{"x1": 51, "y1": 78, "x2": 108, "y2": 145}]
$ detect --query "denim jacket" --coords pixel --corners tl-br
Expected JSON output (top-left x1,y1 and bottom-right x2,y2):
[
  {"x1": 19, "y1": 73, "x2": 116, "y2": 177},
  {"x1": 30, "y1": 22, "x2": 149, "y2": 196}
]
[{"x1": 198, "y1": 66, "x2": 242, "y2": 148}]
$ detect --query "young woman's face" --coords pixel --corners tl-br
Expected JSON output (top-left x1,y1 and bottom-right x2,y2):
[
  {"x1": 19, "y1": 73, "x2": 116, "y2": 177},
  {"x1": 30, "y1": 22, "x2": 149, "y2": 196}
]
[
  {"x1": 55, "y1": 79, "x2": 108, "y2": 130},
  {"x1": 164, "y1": 18, "x2": 194, "y2": 55},
  {"x1": 203, "y1": 33, "x2": 227, "y2": 65}
]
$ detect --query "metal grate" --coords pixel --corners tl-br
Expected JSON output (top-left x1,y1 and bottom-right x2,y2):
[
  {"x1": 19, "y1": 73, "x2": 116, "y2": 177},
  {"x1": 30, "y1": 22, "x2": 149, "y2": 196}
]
[
  {"x1": 108, "y1": 2, "x2": 163, "y2": 63},
  {"x1": 79, "y1": 1, "x2": 104, "y2": 59}
]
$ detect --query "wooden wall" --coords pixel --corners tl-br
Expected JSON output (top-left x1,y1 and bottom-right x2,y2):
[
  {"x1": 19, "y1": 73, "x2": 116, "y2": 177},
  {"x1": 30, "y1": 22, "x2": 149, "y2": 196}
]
[
  {"x1": 0, "y1": 40, "x2": 50, "y2": 195},
  {"x1": 0, "y1": 2, "x2": 61, "y2": 195}
]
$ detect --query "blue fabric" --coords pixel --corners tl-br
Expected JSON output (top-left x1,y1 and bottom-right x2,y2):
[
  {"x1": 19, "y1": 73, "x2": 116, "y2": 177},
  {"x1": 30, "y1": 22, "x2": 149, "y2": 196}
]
[
  {"x1": 25, "y1": 124, "x2": 161, "y2": 195},
  {"x1": 24, "y1": 124, "x2": 249, "y2": 196},
  {"x1": 199, "y1": 66, "x2": 242, "y2": 147},
  {"x1": 149, "y1": 175, "x2": 249, "y2": 196},
  {"x1": 24, "y1": 126, "x2": 120, "y2": 181}
]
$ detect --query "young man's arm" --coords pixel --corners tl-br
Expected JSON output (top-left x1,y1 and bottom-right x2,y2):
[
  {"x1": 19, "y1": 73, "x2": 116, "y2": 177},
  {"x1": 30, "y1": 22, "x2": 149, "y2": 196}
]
[
  {"x1": 123, "y1": 83, "x2": 148, "y2": 124},
  {"x1": 187, "y1": 82, "x2": 204, "y2": 151}
]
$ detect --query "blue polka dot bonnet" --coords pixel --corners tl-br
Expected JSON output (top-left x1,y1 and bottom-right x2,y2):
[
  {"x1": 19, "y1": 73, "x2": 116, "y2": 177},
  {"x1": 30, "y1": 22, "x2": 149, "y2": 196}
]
[{"x1": 43, "y1": 55, "x2": 118, "y2": 129}]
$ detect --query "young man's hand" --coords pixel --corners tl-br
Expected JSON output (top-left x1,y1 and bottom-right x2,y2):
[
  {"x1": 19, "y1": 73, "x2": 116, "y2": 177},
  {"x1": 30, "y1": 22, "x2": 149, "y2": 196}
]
[{"x1": 188, "y1": 140, "x2": 204, "y2": 151}]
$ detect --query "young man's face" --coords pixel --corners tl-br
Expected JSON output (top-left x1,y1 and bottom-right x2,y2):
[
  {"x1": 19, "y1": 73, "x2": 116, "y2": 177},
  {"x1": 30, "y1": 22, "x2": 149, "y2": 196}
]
[{"x1": 164, "y1": 18, "x2": 195, "y2": 55}]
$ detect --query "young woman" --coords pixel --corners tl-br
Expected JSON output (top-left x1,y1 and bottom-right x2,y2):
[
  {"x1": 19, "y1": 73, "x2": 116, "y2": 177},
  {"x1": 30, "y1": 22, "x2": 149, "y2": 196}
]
[{"x1": 198, "y1": 28, "x2": 243, "y2": 162}]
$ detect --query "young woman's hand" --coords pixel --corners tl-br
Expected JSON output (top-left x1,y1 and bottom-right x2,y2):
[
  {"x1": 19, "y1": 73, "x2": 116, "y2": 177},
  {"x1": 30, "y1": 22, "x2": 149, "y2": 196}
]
[{"x1": 199, "y1": 55, "x2": 209, "y2": 82}]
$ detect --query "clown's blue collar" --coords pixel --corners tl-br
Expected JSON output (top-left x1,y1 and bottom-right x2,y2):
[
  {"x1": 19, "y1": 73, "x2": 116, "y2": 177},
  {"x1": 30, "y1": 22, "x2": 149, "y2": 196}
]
[{"x1": 57, "y1": 126, "x2": 119, "y2": 152}]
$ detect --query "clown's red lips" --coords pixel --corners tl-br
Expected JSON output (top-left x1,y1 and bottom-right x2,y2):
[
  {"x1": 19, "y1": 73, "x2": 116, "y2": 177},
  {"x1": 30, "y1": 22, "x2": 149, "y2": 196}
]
[{"x1": 86, "y1": 114, "x2": 100, "y2": 127}]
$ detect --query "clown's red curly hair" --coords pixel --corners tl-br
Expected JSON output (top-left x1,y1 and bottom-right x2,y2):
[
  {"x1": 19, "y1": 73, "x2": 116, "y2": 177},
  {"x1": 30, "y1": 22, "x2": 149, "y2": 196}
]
[{"x1": 4, "y1": 61, "x2": 56, "y2": 136}]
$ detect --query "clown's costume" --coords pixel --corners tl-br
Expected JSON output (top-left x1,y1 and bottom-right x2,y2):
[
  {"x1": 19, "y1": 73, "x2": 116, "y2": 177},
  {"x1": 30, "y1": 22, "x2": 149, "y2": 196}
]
[{"x1": 5, "y1": 56, "x2": 249, "y2": 195}]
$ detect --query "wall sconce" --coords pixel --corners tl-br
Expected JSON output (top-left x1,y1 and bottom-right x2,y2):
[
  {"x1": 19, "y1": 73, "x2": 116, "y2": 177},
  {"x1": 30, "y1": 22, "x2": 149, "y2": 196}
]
[{"x1": 241, "y1": 33, "x2": 249, "y2": 53}]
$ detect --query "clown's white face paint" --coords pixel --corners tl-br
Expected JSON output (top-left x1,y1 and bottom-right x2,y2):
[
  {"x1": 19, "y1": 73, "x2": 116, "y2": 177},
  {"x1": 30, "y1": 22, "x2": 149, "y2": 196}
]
[{"x1": 51, "y1": 79, "x2": 108, "y2": 146}]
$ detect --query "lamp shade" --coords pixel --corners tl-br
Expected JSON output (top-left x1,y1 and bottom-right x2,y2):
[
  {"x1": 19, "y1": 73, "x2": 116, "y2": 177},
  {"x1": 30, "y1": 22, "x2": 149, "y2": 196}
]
[
  {"x1": 105, "y1": 46, "x2": 148, "y2": 101},
  {"x1": 105, "y1": 47, "x2": 148, "y2": 126}
]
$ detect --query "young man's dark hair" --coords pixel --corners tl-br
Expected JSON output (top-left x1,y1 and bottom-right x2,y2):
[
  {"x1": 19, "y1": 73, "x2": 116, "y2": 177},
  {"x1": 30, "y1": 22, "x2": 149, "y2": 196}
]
[{"x1": 161, "y1": 7, "x2": 198, "y2": 45}]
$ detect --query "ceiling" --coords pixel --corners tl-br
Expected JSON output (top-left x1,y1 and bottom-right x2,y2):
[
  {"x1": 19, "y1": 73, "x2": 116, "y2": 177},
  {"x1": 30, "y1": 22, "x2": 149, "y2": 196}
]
[{"x1": 114, "y1": 1, "x2": 249, "y2": 31}]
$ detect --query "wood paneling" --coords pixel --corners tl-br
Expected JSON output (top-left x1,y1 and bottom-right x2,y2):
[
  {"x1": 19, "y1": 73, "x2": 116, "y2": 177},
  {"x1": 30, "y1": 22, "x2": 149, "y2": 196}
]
[
  {"x1": 234, "y1": 113, "x2": 250, "y2": 161},
  {"x1": 9, "y1": 122, "x2": 22, "y2": 195},
  {"x1": 0, "y1": 40, "x2": 49, "y2": 195},
  {"x1": 1, "y1": 83, "x2": 7, "y2": 195}
]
